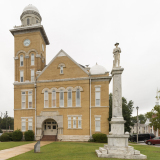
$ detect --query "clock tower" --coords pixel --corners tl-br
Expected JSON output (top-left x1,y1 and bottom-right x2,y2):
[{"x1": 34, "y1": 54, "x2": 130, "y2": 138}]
[{"x1": 10, "y1": 4, "x2": 49, "y2": 82}]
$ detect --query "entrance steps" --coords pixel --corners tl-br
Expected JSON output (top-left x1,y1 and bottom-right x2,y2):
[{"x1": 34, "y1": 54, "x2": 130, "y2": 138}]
[{"x1": 41, "y1": 135, "x2": 57, "y2": 141}]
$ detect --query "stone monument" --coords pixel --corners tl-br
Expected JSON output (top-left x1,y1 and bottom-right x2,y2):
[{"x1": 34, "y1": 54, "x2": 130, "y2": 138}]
[
  {"x1": 34, "y1": 141, "x2": 40, "y2": 153},
  {"x1": 95, "y1": 43, "x2": 147, "y2": 159}
]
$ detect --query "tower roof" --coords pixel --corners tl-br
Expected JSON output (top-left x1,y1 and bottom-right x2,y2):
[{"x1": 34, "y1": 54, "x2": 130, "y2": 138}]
[{"x1": 23, "y1": 4, "x2": 39, "y2": 13}]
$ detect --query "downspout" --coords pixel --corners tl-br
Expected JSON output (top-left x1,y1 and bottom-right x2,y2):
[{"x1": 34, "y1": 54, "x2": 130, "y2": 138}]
[
  {"x1": 34, "y1": 80, "x2": 37, "y2": 140},
  {"x1": 89, "y1": 77, "x2": 92, "y2": 137}
]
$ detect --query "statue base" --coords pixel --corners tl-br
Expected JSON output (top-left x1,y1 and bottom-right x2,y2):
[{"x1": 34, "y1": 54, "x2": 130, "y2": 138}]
[
  {"x1": 96, "y1": 133, "x2": 147, "y2": 159},
  {"x1": 95, "y1": 144, "x2": 147, "y2": 159}
]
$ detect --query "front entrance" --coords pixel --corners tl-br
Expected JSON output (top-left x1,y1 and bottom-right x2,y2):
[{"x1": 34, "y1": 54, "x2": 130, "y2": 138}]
[{"x1": 43, "y1": 119, "x2": 58, "y2": 135}]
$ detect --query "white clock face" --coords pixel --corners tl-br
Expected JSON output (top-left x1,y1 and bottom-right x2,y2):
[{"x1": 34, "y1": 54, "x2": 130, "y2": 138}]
[
  {"x1": 42, "y1": 44, "x2": 44, "y2": 51},
  {"x1": 23, "y1": 39, "x2": 30, "y2": 46}
]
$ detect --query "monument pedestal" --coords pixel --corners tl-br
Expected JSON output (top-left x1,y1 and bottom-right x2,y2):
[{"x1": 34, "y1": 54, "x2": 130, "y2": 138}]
[{"x1": 95, "y1": 65, "x2": 147, "y2": 159}]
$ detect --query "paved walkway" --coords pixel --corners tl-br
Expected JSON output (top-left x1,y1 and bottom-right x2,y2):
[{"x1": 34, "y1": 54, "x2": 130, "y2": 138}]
[{"x1": 0, "y1": 141, "x2": 52, "y2": 160}]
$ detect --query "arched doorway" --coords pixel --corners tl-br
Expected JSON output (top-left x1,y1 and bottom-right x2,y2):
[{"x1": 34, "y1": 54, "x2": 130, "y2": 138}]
[{"x1": 43, "y1": 119, "x2": 58, "y2": 135}]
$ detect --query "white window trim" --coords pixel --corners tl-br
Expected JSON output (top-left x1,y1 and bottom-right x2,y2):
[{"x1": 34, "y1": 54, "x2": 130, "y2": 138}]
[
  {"x1": 59, "y1": 89, "x2": 64, "y2": 107},
  {"x1": 67, "y1": 89, "x2": 72, "y2": 107},
  {"x1": 28, "y1": 91, "x2": 32, "y2": 109},
  {"x1": 31, "y1": 54, "x2": 34, "y2": 66},
  {"x1": 76, "y1": 89, "x2": 81, "y2": 107},
  {"x1": 95, "y1": 87, "x2": 101, "y2": 107},
  {"x1": 60, "y1": 66, "x2": 63, "y2": 74},
  {"x1": 68, "y1": 117, "x2": 71, "y2": 129},
  {"x1": 73, "y1": 117, "x2": 76, "y2": 128},
  {"x1": 78, "y1": 117, "x2": 82, "y2": 129},
  {"x1": 67, "y1": 115, "x2": 82, "y2": 129},
  {"x1": 21, "y1": 91, "x2": 26, "y2": 109},
  {"x1": 20, "y1": 55, "x2": 23, "y2": 67},
  {"x1": 52, "y1": 90, "x2": 56, "y2": 108},
  {"x1": 21, "y1": 118, "x2": 26, "y2": 132},
  {"x1": 28, "y1": 118, "x2": 33, "y2": 130},
  {"x1": 30, "y1": 69, "x2": 35, "y2": 82},
  {"x1": 95, "y1": 116, "x2": 101, "y2": 132},
  {"x1": 44, "y1": 91, "x2": 49, "y2": 108},
  {"x1": 20, "y1": 70, "x2": 24, "y2": 82}
]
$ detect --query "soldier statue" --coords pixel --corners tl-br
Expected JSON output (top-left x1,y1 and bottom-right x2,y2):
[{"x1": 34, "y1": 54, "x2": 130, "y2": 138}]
[{"x1": 113, "y1": 43, "x2": 121, "y2": 68}]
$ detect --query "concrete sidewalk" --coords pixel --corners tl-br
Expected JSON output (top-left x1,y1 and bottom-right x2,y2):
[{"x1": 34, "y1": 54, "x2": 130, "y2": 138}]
[{"x1": 0, "y1": 141, "x2": 52, "y2": 160}]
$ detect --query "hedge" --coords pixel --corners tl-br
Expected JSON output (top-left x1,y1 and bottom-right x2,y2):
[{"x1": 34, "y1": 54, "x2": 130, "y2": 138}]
[
  {"x1": 12, "y1": 129, "x2": 23, "y2": 141},
  {"x1": 5, "y1": 132, "x2": 13, "y2": 141},
  {"x1": 92, "y1": 133, "x2": 107, "y2": 143},
  {"x1": 0, "y1": 133, "x2": 10, "y2": 142},
  {"x1": 24, "y1": 130, "x2": 34, "y2": 141}
]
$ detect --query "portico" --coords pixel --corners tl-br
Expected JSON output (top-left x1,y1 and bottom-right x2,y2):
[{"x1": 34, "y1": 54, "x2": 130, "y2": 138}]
[{"x1": 36, "y1": 111, "x2": 63, "y2": 140}]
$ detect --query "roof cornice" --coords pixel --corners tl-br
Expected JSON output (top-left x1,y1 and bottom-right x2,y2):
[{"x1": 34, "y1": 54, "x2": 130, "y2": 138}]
[{"x1": 10, "y1": 25, "x2": 49, "y2": 45}]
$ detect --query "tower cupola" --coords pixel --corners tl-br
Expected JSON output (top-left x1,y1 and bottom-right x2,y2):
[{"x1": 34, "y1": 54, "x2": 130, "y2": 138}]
[{"x1": 20, "y1": 4, "x2": 42, "y2": 26}]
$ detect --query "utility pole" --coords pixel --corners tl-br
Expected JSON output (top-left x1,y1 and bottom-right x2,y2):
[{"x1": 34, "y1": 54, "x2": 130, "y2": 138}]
[
  {"x1": 6, "y1": 111, "x2": 8, "y2": 132},
  {"x1": 136, "y1": 106, "x2": 139, "y2": 144}
]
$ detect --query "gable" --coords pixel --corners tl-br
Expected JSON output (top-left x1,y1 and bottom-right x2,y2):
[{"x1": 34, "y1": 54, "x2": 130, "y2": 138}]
[{"x1": 37, "y1": 50, "x2": 89, "y2": 81}]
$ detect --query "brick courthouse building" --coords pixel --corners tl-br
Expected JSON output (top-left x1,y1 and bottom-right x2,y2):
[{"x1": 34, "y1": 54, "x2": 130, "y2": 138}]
[{"x1": 10, "y1": 4, "x2": 112, "y2": 141}]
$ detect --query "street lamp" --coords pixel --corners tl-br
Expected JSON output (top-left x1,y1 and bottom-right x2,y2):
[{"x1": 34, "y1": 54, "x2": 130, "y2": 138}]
[{"x1": 136, "y1": 106, "x2": 139, "y2": 144}]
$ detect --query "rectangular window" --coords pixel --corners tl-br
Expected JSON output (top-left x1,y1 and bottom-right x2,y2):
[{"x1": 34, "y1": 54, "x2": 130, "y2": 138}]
[
  {"x1": 60, "y1": 90, "x2": 64, "y2": 107},
  {"x1": 21, "y1": 91, "x2": 26, "y2": 109},
  {"x1": 20, "y1": 55, "x2": 23, "y2": 66},
  {"x1": 78, "y1": 117, "x2": 82, "y2": 128},
  {"x1": 95, "y1": 117, "x2": 101, "y2": 131},
  {"x1": 28, "y1": 91, "x2": 32, "y2": 108},
  {"x1": 76, "y1": 89, "x2": 80, "y2": 107},
  {"x1": 52, "y1": 90, "x2": 56, "y2": 107},
  {"x1": 60, "y1": 66, "x2": 63, "y2": 74},
  {"x1": 21, "y1": 118, "x2": 26, "y2": 132},
  {"x1": 20, "y1": 70, "x2": 24, "y2": 82},
  {"x1": 28, "y1": 118, "x2": 32, "y2": 130},
  {"x1": 73, "y1": 117, "x2": 76, "y2": 128},
  {"x1": 31, "y1": 54, "x2": 34, "y2": 65},
  {"x1": 31, "y1": 70, "x2": 34, "y2": 82},
  {"x1": 68, "y1": 117, "x2": 71, "y2": 128},
  {"x1": 68, "y1": 89, "x2": 72, "y2": 107},
  {"x1": 44, "y1": 91, "x2": 48, "y2": 108},
  {"x1": 95, "y1": 87, "x2": 101, "y2": 106}
]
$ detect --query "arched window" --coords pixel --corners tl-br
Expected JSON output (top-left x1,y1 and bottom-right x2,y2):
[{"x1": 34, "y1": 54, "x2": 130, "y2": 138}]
[
  {"x1": 31, "y1": 54, "x2": 34, "y2": 65},
  {"x1": 52, "y1": 90, "x2": 56, "y2": 107},
  {"x1": 59, "y1": 89, "x2": 64, "y2": 107},
  {"x1": 27, "y1": 18, "x2": 30, "y2": 25},
  {"x1": 68, "y1": 89, "x2": 72, "y2": 107},
  {"x1": 60, "y1": 66, "x2": 63, "y2": 74},
  {"x1": 44, "y1": 91, "x2": 48, "y2": 108},
  {"x1": 76, "y1": 89, "x2": 80, "y2": 107},
  {"x1": 20, "y1": 55, "x2": 23, "y2": 66}
]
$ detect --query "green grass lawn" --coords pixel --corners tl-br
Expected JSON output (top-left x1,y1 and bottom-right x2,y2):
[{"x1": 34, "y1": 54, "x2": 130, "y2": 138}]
[
  {"x1": 0, "y1": 141, "x2": 35, "y2": 150},
  {"x1": 8, "y1": 142, "x2": 160, "y2": 160}
]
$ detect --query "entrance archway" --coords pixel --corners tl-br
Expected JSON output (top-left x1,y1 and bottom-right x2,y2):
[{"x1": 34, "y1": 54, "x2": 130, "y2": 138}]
[{"x1": 43, "y1": 119, "x2": 58, "y2": 135}]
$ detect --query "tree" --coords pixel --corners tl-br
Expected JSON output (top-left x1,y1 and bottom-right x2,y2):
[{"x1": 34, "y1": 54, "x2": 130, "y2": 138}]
[
  {"x1": 131, "y1": 114, "x2": 147, "y2": 124},
  {"x1": 145, "y1": 105, "x2": 160, "y2": 131},
  {"x1": 108, "y1": 93, "x2": 134, "y2": 132},
  {"x1": 0, "y1": 114, "x2": 14, "y2": 130}
]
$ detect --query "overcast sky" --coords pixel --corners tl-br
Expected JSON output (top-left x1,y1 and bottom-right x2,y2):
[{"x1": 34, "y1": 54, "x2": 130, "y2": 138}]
[{"x1": 0, "y1": 0, "x2": 160, "y2": 117}]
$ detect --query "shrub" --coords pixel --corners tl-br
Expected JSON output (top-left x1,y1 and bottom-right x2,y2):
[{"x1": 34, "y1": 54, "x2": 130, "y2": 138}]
[
  {"x1": 5, "y1": 132, "x2": 13, "y2": 141},
  {"x1": 12, "y1": 129, "x2": 23, "y2": 141},
  {"x1": 0, "y1": 128, "x2": 2, "y2": 133},
  {"x1": 0, "y1": 133, "x2": 10, "y2": 142},
  {"x1": 24, "y1": 130, "x2": 34, "y2": 141},
  {"x1": 92, "y1": 133, "x2": 107, "y2": 143}
]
